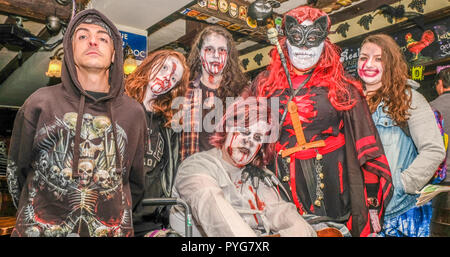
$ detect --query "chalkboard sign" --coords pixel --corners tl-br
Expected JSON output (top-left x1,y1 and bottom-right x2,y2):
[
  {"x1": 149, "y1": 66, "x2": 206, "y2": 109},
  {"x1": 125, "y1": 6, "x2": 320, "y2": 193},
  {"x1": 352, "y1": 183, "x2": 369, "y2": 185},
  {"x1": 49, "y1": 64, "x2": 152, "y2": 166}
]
[
  {"x1": 393, "y1": 16, "x2": 450, "y2": 66},
  {"x1": 339, "y1": 44, "x2": 360, "y2": 78},
  {"x1": 339, "y1": 16, "x2": 450, "y2": 78}
]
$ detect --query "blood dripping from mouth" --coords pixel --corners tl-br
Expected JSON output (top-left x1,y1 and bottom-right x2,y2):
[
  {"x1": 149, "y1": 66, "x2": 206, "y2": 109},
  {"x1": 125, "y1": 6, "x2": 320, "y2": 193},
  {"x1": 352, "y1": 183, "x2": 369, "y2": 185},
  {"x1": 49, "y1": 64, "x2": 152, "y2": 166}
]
[
  {"x1": 152, "y1": 61, "x2": 177, "y2": 94},
  {"x1": 202, "y1": 50, "x2": 226, "y2": 83}
]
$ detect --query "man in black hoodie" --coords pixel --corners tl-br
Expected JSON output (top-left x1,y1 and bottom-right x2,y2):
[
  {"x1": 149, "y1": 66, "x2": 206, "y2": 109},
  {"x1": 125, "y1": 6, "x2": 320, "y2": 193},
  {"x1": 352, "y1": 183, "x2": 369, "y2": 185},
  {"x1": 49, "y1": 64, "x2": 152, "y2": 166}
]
[{"x1": 6, "y1": 9, "x2": 146, "y2": 237}]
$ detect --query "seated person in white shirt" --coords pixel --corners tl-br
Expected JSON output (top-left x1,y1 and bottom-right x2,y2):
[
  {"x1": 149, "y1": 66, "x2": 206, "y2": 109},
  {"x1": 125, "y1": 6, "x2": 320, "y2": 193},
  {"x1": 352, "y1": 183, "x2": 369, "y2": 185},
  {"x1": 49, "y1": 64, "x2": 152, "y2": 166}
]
[{"x1": 169, "y1": 97, "x2": 317, "y2": 237}]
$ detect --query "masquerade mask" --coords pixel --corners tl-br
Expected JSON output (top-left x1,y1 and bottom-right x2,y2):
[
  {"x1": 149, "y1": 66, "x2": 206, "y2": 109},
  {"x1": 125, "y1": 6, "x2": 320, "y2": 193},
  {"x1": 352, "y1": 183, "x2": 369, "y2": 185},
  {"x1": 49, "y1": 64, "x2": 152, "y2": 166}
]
[{"x1": 284, "y1": 15, "x2": 328, "y2": 49}]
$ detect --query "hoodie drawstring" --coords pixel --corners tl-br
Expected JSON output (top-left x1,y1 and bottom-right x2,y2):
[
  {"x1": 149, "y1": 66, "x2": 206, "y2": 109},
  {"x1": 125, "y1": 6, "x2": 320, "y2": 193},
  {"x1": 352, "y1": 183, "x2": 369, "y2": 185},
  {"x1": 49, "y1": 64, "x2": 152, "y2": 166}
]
[
  {"x1": 107, "y1": 101, "x2": 122, "y2": 171},
  {"x1": 72, "y1": 94, "x2": 86, "y2": 178}
]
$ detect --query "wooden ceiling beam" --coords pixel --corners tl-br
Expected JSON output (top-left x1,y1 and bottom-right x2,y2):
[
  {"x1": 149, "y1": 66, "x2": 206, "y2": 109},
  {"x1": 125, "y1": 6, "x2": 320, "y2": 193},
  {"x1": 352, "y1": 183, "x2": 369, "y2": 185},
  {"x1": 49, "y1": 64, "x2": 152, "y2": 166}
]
[
  {"x1": 0, "y1": 26, "x2": 53, "y2": 86},
  {"x1": 335, "y1": 6, "x2": 450, "y2": 48}
]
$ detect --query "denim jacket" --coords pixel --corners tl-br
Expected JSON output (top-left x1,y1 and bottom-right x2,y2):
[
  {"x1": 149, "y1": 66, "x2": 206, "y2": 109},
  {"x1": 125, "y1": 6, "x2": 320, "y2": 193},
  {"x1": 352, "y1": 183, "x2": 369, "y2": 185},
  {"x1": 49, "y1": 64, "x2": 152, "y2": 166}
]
[{"x1": 371, "y1": 89, "x2": 445, "y2": 219}]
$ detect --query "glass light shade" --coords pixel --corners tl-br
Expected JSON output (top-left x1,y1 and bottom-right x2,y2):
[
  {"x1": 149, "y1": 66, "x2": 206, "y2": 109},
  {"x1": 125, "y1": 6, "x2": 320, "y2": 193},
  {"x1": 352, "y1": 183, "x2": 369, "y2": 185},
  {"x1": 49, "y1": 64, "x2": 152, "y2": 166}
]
[
  {"x1": 123, "y1": 56, "x2": 137, "y2": 75},
  {"x1": 46, "y1": 58, "x2": 62, "y2": 78}
]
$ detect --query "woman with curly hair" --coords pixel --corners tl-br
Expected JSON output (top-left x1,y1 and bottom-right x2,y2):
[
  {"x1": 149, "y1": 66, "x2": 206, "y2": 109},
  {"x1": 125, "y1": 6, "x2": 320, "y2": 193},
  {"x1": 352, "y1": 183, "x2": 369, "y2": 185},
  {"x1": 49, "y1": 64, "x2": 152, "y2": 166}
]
[
  {"x1": 125, "y1": 49, "x2": 190, "y2": 236},
  {"x1": 357, "y1": 34, "x2": 445, "y2": 237},
  {"x1": 180, "y1": 25, "x2": 249, "y2": 161}
]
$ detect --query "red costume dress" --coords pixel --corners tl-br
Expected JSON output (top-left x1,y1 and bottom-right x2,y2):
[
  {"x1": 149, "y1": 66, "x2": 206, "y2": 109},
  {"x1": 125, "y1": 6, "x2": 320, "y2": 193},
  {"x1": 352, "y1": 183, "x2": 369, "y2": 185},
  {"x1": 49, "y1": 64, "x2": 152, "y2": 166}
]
[{"x1": 254, "y1": 6, "x2": 393, "y2": 237}]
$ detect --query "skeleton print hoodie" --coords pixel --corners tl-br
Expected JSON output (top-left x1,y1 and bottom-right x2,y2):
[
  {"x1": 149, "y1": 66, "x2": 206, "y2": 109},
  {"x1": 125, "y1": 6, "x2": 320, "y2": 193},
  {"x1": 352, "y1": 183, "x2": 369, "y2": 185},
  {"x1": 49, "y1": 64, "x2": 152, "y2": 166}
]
[{"x1": 6, "y1": 9, "x2": 146, "y2": 237}]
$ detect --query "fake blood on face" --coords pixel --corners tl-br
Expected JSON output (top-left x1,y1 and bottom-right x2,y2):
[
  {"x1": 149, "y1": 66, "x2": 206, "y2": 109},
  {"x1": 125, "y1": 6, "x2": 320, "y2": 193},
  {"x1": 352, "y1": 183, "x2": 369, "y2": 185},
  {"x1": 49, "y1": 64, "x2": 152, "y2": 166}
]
[{"x1": 358, "y1": 59, "x2": 380, "y2": 78}]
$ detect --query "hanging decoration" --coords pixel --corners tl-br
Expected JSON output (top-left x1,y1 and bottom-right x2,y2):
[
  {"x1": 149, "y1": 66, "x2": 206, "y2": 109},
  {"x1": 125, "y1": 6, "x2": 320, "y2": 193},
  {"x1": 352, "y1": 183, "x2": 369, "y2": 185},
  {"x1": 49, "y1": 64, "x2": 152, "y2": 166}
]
[
  {"x1": 218, "y1": 0, "x2": 228, "y2": 13},
  {"x1": 357, "y1": 14, "x2": 373, "y2": 30},
  {"x1": 334, "y1": 22, "x2": 350, "y2": 38},
  {"x1": 356, "y1": 4, "x2": 424, "y2": 31},
  {"x1": 408, "y1": 0, "x2": 427, "y2": 13},
  {"x1": 229, "y1": 2, "x2": 238, "y2": 17}
]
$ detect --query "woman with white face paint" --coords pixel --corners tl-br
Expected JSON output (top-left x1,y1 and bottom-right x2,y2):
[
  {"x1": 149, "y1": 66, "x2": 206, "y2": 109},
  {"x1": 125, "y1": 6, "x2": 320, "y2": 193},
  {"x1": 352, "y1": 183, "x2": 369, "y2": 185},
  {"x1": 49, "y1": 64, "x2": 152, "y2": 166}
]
[
  {"x1": 254, "y1": 6, "x2": 393, "y2": 237},
  {"x1": 357, "y1": 34, "x2": 445, "y2": 237},
  {"x1": 125, "y1": 50, "x2": 190, "y2": 237},
  {"x1": 180, "y1": 26, "x2": 250, "y2": 161},
  {"x1": 169, "y1": 98, "x2": 316, "y2": 237}
]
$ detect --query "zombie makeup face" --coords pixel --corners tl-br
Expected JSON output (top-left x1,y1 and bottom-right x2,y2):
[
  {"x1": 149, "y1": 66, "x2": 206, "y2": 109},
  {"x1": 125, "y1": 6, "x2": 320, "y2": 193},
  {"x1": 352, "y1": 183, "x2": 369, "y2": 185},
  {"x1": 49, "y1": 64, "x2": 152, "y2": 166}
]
[
  {"x1": 147, "y1": 56, "x2": 184, "y2": 96},
  {"x1": 285, "y1": 16, "x2": 328, "y2": 71},
  {"x1": 200, "y1": 33, "x2": 228, "y2": 80},
  {"x1": 223, "y1": 120, "x2": 270, "y2": 168},
  {"x1": 357, "y1": 42, "x2": 383, "y2": 93}
]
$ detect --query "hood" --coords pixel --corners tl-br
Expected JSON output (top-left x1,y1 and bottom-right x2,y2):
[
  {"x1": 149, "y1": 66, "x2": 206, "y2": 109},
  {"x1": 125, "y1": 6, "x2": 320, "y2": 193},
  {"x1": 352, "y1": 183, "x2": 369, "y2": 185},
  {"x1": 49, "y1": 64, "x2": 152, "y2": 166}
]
[
  {"x1": 61, "y1": 9, "x2": 124, "y2": 102},
  {"x1": 59, "y1": 9, "x2": 125, "y2": 183},
  {"x1": 406, "y1": 79, "x2": 421, "y2": 90}
]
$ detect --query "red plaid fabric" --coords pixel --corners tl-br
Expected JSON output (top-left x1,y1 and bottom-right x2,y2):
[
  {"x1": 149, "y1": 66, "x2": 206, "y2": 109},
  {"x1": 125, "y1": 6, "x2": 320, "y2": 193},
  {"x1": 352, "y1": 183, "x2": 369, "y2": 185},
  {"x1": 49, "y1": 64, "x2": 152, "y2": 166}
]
[{"x1": 180, "y1": 80, "x2": 203, "y2": 161}]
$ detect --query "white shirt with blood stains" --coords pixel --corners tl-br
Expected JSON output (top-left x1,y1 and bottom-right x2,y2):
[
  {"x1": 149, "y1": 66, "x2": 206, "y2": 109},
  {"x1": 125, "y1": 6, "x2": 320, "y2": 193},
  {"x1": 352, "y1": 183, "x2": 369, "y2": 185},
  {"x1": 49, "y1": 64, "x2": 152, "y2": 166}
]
[{"x1": 169, "y1": 148, "x2": 316, "y2": 237}]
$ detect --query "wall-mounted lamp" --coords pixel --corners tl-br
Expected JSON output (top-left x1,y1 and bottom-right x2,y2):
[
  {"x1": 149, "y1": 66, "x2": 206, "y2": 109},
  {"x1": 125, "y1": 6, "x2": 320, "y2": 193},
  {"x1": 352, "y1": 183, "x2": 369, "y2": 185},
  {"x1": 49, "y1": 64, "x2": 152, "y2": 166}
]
[
  {"x1": 46, "y1": 47, "x2": 64, "y2": 77},
  {"x1": 123, "y1": 45, "x2": 137, "y2": 75}
]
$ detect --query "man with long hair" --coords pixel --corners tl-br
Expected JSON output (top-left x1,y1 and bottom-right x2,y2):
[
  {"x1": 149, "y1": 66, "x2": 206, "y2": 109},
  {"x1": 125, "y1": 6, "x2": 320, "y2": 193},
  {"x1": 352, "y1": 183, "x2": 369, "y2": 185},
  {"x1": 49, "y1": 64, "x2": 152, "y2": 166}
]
[
  {"x1": 125, "y1": 49, "x2": 190, "y2": 236},
  {"x1": 180, "y1": 26, "x2": 249, "y2": 161},
  {"x1": 254, "y1": 6, "x2": 393, "y2": 236}
]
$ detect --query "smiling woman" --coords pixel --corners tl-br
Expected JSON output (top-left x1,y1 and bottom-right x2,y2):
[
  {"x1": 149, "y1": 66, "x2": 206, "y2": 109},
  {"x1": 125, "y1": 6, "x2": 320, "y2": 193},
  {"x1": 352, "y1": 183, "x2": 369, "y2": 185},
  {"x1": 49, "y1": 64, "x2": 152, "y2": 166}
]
[{"x1": 358, "y1": 34, "x2": 446, "y2": 237}]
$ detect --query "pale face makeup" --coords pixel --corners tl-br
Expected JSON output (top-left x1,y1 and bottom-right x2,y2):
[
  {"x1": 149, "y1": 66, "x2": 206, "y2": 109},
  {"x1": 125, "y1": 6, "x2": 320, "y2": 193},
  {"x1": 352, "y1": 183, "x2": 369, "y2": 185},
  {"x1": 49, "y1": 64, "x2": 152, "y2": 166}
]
[
  {"x1": 358, "y1": 42, "x2": 384, "y2": 94},
  {"x1": 200, "y1": 33, "x2": 228, "y2": 78},
  {"x1": 142, "y1": 56, "x2": 184, "y2": 111},
  {"x1": 223, "y1": 120, "x2": 270, "y2": 168},
  {"x1": 286, "y1": 20, "x2": 325, "y2": 71}
]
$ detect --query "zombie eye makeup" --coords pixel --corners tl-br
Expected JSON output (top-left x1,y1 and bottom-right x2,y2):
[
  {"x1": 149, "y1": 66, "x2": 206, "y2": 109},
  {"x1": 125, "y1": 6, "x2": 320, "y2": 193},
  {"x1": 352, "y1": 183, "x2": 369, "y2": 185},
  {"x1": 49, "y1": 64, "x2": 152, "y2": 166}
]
[{"x1": 284, "y1": 15, "x2": 328, "y2": 49}]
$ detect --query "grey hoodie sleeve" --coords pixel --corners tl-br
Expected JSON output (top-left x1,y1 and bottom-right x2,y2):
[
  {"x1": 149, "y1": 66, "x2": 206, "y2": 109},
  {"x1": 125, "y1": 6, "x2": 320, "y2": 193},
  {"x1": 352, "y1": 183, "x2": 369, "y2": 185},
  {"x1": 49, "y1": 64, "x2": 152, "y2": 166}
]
[
  {"x1": 400, "y1": 90, "x2": 446, "y2": 194},
  {"x1": 6, "y1": 106, "x2": 36, "y2": 208}
]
